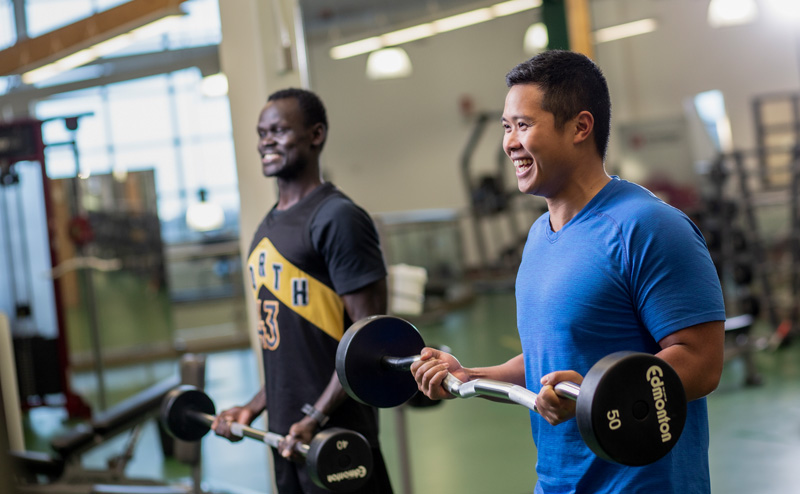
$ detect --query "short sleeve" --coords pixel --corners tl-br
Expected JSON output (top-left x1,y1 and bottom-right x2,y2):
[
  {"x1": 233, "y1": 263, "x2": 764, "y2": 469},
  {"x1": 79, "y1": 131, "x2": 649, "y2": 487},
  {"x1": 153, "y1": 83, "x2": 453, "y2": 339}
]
[
  {"x1": 309, "y1": 196, "x2": 387, "y2": 294},
  {"x1": 628, "y1": 206, "x2": 726, "y2": 342}
]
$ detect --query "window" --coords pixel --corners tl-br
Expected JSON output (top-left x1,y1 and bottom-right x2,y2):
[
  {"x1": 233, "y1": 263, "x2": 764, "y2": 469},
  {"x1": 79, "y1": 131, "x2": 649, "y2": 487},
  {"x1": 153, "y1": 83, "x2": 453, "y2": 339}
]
[{"x1": 34, "y1": 68, "x2": 238, "y2": 244}]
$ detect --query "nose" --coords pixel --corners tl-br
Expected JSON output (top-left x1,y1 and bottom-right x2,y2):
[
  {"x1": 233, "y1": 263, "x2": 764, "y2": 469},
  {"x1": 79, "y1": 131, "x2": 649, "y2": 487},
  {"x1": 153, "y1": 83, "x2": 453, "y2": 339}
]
[
  {"x1": 258, "y1": 133, "x2": 275, "y2": 151},
  {"x1": 503, "y1": 131, "x2": 519, "y2": 156}
]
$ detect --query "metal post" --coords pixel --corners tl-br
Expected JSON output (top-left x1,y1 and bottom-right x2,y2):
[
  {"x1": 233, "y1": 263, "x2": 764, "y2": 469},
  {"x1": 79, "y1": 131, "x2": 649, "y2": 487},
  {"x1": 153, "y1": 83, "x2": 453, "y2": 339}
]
[{"x1": 394, "y1": 407, "x2": 413, "y2": 494}]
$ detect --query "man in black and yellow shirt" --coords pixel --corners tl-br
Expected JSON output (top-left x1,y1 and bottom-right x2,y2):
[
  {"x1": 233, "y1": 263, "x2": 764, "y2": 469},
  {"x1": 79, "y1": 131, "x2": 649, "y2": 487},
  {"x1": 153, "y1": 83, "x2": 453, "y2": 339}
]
[{"x1": 211, "y1": 88, "x2": 394, "y2": 493}]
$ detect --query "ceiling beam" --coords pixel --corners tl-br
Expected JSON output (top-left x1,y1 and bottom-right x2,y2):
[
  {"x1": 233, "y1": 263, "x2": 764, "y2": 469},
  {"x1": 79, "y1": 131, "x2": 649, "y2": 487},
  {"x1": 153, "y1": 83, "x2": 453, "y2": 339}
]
[{"x1": 0, "y1": 0, "x2": 188, "y2": 76}]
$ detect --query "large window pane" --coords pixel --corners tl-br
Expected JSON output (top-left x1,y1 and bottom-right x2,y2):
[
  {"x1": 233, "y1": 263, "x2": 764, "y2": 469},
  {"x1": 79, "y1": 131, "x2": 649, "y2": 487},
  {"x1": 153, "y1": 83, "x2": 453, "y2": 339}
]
[
  {"x1": 181, "y1": 137, "x2": 236, "y2": 192},
  {"x1": 99, "y1": 0, "x2": 221, "y2": 60},
  {"x1": 33, "y1": 66, "x2": 238, "y2": 243},
  {"x1": 43, "y1": 143, "x2": 79, "y2": 178},
  {"x1": 169, "y1": 0, "x2": 221, "y2": 48},
  {"x1": 0, "y1": 0, "x2": 15, "y2": 49},
  {"x1": 26, "y1": 0, "x2": 94, "y2": 37},
  {"x1": 94, "y1": 0, "x2": 129, "y2": 9},
  {"x1": 174, "y1": 70, "x2": 232, "y2": 138},
  {"x1": 106, "y1": 76, "x2": 173, "y2": 146},
  {"x1": 36, "y1": 88, "x2": 108, "y2": 158},
  {"x1": 115, "y1": 143, "x2": 180, "y2": 201}
]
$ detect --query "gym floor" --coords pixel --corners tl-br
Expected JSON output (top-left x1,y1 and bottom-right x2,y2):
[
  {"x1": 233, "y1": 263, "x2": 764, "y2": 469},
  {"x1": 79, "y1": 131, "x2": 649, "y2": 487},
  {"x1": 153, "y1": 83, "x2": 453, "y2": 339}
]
[{"x1": 19, "y1": 291, "x2": 800, "y2": 494}]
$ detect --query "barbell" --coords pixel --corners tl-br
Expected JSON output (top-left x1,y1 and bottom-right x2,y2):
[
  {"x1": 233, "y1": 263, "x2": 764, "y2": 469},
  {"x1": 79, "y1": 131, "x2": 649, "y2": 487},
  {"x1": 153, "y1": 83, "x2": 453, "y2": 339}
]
[
  {"x1": 160, "y1": 385, "x2": 373, "y2": 492},
  {"x1": 335, "y1": 315, "x2": 687, "y2": 467}
]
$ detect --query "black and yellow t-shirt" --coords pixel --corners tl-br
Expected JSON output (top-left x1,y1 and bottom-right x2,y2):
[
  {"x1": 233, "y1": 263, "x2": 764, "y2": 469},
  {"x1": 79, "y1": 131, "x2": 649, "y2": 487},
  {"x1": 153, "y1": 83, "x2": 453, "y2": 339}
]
[{"x1": 246, "y1": 182, "x2": 387, "y2": 443}]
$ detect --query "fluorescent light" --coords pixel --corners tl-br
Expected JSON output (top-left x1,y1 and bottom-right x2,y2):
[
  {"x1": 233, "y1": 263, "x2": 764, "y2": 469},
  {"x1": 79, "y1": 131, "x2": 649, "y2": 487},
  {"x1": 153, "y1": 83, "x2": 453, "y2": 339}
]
[
  {"x1": 594, "y1": 18, "x2": 658, "y2": 43},
  {"x1": 22, "y1": 14, "x2": 183, "y2": 85},
  {"x1": 24, "y1": 49, "x2": 99, "y2": 84},
  {"x1": 493, "y1": 0, "x2": 543, "y2": 17},
  {"x1": 707, "y1": 0, "x2": 758, "y2": 28},
  {"x1": 330, "y1": 37, "x2": 383, "y2": 60},
  {"x1": 524, "y1": 22, "x2": 548, "y2": 54},
  {"x1": 329, "y1": 0, "x2": 541, "y2": 60},
  {"x1": 92, "y1": 33, "x2": 135, "y2": 57},
  {"x1": 366, "y1": 47, "x2": 413, "y2": 80},
  {"x1": 381, "y1": 24, "x2": 436, "y2": 45},
  {"x1": 434, "y1": 9, "x2": 493, "y2": 33}
]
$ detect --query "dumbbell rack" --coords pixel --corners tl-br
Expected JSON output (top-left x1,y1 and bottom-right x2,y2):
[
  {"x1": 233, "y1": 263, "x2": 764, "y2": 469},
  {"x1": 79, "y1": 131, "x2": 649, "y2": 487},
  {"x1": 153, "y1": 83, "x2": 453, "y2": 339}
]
[
  {"x1": 700, "y1": 153, "x2": 771, "y2": 386},
  {"x1": 752, "y1": 91, "x2": 800, "y2": 344},
  {"x1": 703, "y1": 154, "x2": 776, "y2": 326},
  {"x1": 701, "y1": 143, "x2": 800, "y2": 355}
]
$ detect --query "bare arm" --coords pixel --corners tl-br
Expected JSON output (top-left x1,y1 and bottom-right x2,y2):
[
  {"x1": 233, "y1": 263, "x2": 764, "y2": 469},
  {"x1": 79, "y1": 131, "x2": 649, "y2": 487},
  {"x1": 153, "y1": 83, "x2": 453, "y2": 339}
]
[
  {"x1": 411, "y1": 351, "x2": 526, "y2": 401},
  {"x1": 279, "y1": 278, "x2": 387, "y2": 458},
  {"x1": 211, "y1": 388, "x2": 266, "y2": 442},
  {"x1": 655, "y1": 320, "x2": 724, "y2": 401},
  {"x1": 537, "y1": 320, "x2": 725, "y2": 425}
]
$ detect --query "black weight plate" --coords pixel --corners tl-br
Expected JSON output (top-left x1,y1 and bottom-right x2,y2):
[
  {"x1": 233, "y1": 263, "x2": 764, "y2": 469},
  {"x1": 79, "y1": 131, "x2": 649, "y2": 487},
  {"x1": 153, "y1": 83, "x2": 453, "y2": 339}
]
[
  {"x1": 306, "y1": 427, "x2": 374, "y2": 492},
  {"x1": 336, "y1": 315, "x2": 425, "y2": 408},
  {"x1": 576, "y1": 352, "x2": 687, "y2": 466},
  {"x1": 160, "y1": 385, "x2": 216, "y2": 442}
]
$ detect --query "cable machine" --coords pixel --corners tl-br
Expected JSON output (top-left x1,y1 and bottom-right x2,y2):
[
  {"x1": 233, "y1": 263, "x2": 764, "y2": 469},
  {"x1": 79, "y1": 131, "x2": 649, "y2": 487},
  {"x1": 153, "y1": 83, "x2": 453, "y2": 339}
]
[{"x1": 0, "y1": 119, "x2": 91, "y2": 419}]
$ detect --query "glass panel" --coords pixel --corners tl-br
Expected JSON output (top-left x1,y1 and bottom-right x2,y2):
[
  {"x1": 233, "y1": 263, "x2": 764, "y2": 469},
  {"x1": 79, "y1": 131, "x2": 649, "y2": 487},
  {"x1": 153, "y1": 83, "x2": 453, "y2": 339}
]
[
  {"x1": 175, "y1": 85, "x2": 233, "y2": 137},
  {"x1": 0, "y1": 76, "x2": 11, "y2": 96},
  {"x1": 79, "y1": 148, "x2": 114, "y2": 176},
  {"x1": 0, "y1": 0, "x2": 15, "y2": 49},
  {"x1": 94, "y1": 0, "x2": 129, "y2": 9},
  {"x1": 35, "y1": 88, "x2": 108, "y2": 154},
  {"x1": 168, "y1": 0, "x2": 221, "y2": 48},
  {"x1": 43, "y1": 142, "x2": 79, "y2": 178},
  {"x1": 26, "y1": 0, "x2": 94, "y2": 37},
  {"x1": 106, "y1": 75, "x2": 173, "y2": 146},
  {"x1": 114, "y1": 142, "x2": 180, "y2": 199},
  {"x1": 180, "y1": 137, "x2": 237, "y2": 192},
  {"x1": 99, "y1": 0, "x2": 222, "y2": 60}
]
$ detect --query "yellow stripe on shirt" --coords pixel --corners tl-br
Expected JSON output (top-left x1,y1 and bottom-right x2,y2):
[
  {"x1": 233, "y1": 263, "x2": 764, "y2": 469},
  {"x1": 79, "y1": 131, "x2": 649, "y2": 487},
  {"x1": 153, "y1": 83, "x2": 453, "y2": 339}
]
[{"x1": 247, "y1": 237, "x2": 345, "y2": 341}]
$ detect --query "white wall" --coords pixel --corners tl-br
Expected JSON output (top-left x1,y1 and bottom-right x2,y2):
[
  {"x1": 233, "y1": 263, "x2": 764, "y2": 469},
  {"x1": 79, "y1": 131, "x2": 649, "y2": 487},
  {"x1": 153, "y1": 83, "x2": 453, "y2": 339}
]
[
  {"x1": 308, "y1": 12, "x2": 535, "y2": 215},
  {"x1": 594, "y1": 0, "x2": 800, "y2": 166},
  {"x1": 306, "y1": 0, "x2": 800, "y2": 218}
]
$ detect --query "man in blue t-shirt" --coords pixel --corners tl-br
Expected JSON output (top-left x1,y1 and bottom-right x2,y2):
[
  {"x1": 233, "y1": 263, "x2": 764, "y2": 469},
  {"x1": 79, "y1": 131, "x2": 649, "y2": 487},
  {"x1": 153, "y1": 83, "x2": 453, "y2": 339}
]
[{"x1": 412, "y1": 51, "x2": 725, "y2": 493}]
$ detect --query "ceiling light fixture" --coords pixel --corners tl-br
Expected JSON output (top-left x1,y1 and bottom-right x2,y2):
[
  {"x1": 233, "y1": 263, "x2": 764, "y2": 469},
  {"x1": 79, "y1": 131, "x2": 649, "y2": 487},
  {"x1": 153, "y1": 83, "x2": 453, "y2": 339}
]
[
  {"x1": 707, "y1": 0, "x2": 758, "y2": 28},
  {"x1": 330, "y1": 0, "x2": 543, "y2": 60},
  {"x1": 593, "y1": 18, "x2": 658, "y2": 43},
  {"x1": 366, "y1": 47, "x2": 413, "y2": 80},
  {"x1": 186, "y1": 188, "x2": 225, "y2": 233},
  {"x1": 523, "y1": 22, "x2": 549, "y2": 54}
]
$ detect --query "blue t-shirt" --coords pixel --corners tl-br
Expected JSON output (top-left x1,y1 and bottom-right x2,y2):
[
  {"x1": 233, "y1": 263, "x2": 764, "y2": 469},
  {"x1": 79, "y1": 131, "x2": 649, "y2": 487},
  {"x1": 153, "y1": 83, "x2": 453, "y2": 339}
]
[{"x1": 516, "y1": 177, "x2": 725, "y2": 494}]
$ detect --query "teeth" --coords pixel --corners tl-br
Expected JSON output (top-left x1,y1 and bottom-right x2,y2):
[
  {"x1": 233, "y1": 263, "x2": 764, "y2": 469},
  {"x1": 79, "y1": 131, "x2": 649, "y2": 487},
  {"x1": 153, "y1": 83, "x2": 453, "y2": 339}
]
[
  {"x1": 263, "y1": 153, "x2": 280, "y2": 160},
  {"x1": 514, "y1": 159, "x2": 533, "y2": 167}
]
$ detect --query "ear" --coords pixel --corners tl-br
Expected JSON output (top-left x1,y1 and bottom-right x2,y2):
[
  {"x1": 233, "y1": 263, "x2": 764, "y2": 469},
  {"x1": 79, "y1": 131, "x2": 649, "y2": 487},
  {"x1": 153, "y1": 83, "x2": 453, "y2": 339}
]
[
  {"x1": 573, "y1": 111, "x2": 594, "y2": 145},
  {"x1": 310, "y1": 122, "x2": 327, "y2": 148}
]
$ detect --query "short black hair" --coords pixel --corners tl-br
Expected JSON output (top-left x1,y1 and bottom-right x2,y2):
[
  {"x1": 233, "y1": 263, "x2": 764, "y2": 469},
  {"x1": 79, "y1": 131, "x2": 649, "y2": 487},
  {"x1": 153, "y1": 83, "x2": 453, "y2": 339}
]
[
  {"x1": 506, "y1": 50, "x2": 611, "y2": 160},
  {"x1": 267, "y1": 87, "x2": 328, "y2": 132}
]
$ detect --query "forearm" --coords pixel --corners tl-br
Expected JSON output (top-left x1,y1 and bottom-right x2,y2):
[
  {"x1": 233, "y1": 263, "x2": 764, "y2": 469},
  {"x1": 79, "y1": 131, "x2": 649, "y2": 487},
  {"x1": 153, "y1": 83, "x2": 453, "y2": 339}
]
[
  {"x1": 464, "y1": 354, "x2": 527, "y2": 387},
  {"x1": 312, "y1": 372, "x2": 349, "y2": 418},
  {"x1": 245, "y1": 388, "x2": 267, "y2": 416}
]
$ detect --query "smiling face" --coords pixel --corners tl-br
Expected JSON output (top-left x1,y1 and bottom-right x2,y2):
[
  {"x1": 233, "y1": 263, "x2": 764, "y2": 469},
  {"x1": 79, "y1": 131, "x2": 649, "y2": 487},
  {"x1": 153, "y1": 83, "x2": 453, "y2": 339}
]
[
  {"x1": 502, "y1": 83, "x2": 576, "y2": 198},
  {"x1": 256, "y1": 97, "x2": 324, "y2": 180}
]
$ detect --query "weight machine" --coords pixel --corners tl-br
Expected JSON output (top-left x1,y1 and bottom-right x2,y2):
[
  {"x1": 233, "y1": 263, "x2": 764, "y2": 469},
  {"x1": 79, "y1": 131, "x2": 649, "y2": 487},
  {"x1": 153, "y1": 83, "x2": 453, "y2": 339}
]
[
  {"x1": 0, "y1": 118, "x2": 91, "y2": 419},
  {"x1": 460, "y1": 112, "x2": 544, "y2": 275}
]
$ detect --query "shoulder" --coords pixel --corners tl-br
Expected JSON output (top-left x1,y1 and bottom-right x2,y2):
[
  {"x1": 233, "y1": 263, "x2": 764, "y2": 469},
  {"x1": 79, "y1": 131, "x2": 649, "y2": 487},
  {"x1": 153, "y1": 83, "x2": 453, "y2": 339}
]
[
  {"x1": 603, "y1": 179, "x2": 695, "y2": 230},
  {"x1": 312, "y1": 187, "x2": 372, "y2": 226}
]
